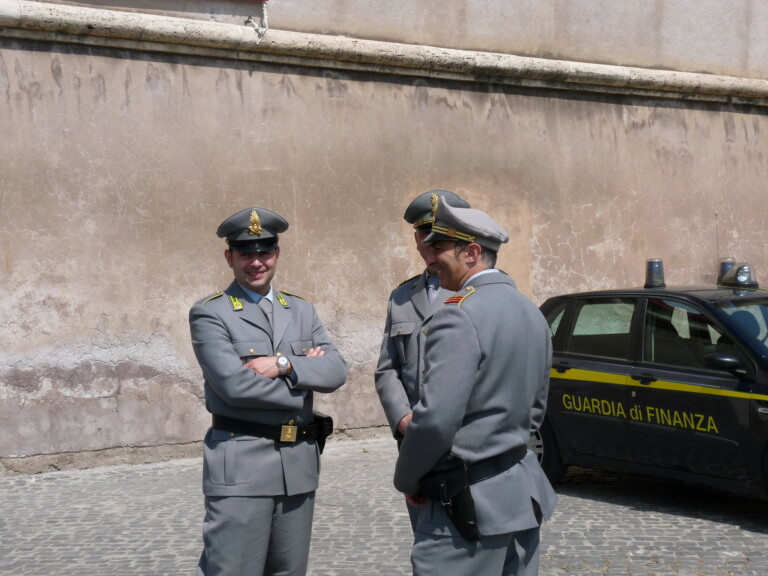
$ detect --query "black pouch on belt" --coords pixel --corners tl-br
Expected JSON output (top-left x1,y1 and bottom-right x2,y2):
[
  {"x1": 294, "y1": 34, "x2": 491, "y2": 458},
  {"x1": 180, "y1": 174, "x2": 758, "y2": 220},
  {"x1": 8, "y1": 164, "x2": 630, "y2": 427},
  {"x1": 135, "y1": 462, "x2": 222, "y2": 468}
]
[
  {"x1": 312, "y1": 411, "x2": 334, "y2": 454},
  {"x1": 441, "y1": 482, "x2": 480, "y2": 542},
  {"x1": 419, "y1": 448, "x2": 526, "y2": 542}
]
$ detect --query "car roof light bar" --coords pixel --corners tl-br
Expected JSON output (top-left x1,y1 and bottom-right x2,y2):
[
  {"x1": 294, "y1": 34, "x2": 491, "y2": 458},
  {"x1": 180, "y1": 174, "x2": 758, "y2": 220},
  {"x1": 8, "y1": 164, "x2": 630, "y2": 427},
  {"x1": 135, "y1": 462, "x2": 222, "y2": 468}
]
[
  {"x1": 717, "y1": 258, "x2": 736, "y2": 284},
  {"x1": 718, "y1": 262, "x2": 759, "y2": 289},
  {"x1": 644, "y1": 258, "x2": 666, "y2": 289}
]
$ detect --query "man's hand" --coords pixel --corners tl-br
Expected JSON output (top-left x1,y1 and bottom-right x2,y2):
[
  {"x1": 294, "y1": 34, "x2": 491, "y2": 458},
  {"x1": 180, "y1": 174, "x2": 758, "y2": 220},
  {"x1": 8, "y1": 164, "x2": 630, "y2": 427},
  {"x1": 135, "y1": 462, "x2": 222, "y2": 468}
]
[
  {"x1": 397, "y1": 412, "x2": 413, "y2": 436},
  {"x1": 244, "y1": 347, "x2": 324, "y2": 378},
  {"x1": 244, "y1": 356, "x2": 280, "y2": 378},
  {"x1": 405, "y1": 493, "x2": 426, "y2": 507}
]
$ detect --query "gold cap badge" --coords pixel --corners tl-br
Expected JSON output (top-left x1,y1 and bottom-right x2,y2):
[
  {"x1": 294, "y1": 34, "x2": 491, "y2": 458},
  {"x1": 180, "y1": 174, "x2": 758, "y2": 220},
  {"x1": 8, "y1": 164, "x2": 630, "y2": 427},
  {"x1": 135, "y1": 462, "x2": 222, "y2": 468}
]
[
  {"x1": 248, "y1": 209, "x2": 263, "y2": 236},
  {"x1": 431, "y1": 192, "x2": 439, "y2": 220}
]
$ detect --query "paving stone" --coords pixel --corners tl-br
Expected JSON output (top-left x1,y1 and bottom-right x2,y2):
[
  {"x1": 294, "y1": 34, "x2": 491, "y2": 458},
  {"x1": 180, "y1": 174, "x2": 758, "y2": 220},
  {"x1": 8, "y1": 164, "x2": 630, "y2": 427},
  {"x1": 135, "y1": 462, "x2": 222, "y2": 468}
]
[{"x1": 1, "y1": 438, "x2": 768, "y2": 575}]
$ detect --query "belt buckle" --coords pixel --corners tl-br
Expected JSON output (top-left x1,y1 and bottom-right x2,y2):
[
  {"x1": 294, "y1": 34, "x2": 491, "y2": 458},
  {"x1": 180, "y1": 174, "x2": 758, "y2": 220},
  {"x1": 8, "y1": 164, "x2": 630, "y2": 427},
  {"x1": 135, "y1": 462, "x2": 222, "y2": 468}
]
[{"x1": 280, "y1": 420, "x2": 298, "y2": 442}]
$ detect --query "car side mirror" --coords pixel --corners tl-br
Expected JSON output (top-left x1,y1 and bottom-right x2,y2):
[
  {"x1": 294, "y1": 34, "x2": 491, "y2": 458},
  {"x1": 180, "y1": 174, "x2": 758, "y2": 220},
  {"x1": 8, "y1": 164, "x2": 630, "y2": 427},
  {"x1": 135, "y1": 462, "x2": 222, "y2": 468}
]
[{"x1": 704, "y1": 353, "x2": 747, "y2": 377}]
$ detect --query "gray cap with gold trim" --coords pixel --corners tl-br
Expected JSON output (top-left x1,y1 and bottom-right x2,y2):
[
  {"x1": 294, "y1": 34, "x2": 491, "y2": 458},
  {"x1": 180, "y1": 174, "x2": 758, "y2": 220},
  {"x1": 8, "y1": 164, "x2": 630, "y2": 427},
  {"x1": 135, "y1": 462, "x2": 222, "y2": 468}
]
[
  {"x1": 403, "y1": 189, "x2": 470, "y2": 230},
  {"x1": 424, "y1": 197, "x2": 509, "y2": 252},
  {"x1": 216, "y1": 207, "x2": 289, "y2": 252}
]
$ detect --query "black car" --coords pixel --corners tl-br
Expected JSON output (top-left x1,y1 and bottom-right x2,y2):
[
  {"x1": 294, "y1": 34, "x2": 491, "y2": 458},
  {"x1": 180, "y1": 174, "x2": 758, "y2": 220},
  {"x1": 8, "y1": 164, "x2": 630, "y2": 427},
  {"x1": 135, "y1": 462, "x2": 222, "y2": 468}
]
[{"x1": 534, "y1": 259, "x2": 768, "y2": 498}]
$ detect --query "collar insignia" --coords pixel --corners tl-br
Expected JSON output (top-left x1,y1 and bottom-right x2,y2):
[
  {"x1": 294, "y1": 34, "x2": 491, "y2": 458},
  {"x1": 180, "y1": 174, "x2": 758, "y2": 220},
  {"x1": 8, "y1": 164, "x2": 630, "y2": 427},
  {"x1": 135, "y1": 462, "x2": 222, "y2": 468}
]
[
  {"x1": 229, "y1": 295, "x2": 244, "y2": 311},
  {"x1": 443, "y1": 286, "x2": 475, "y2": 306}
]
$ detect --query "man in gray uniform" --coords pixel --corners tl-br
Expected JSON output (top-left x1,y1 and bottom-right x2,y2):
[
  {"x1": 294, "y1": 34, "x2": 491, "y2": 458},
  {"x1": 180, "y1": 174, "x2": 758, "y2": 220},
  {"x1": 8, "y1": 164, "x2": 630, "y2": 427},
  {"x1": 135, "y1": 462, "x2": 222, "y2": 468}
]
[
  {"x1": 375, "y1": 189, "x2": 470, "y2": 529},
  {"x1": 394, "y1": 198, "x2": 557, "y2": 575},
  {"x1": 189, "y1": 206, "x2": 347, "y2": 576}
]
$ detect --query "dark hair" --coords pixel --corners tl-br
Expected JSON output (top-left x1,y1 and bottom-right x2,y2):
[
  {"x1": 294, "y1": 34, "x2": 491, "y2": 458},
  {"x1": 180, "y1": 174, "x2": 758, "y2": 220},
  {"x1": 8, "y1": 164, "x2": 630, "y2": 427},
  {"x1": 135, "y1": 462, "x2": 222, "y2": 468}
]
[{"x1": 454, "y1": 241, "x2": 497, "y2": 268}]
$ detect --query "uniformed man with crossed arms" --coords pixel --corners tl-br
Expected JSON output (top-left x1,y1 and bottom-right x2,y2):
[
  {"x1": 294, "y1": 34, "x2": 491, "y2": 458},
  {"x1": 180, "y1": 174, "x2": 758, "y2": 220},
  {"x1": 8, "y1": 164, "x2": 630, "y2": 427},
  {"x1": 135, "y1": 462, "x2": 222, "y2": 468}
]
[
  {"x1": 375, "y1": 189, "x2": 471, "y2": 530},
  {"x1": 394, "y1": 198, "x2": 557, "y2": 575},
  {"x1": 189, "y1": 206, "x2": 347, "y2": 576}
]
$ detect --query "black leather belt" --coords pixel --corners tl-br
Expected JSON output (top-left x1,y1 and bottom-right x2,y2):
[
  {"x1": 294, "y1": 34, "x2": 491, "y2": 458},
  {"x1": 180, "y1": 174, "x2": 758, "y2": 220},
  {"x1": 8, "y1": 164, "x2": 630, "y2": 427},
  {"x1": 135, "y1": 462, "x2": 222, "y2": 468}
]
[
  {"x1": 212, "y1": 415, "x2": 318, "y2": 443},
  {"x1": 419, "y1": 445, "x2": 528, "y2": 499}
]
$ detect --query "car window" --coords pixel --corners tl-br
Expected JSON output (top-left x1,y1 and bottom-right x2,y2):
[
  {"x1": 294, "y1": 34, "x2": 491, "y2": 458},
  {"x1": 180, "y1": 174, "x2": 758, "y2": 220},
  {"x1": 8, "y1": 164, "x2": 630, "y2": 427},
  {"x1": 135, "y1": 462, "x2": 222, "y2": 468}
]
[
  {"x1": 564, "y1": 298, "x2": 635, "y2": 360},
  {"x1": 545, "y1": 301, "x2": 568, "y2": 339},
  {"x1": 644, "y1": 298, "x2": 733, "y2": 370},
  {"x1": 715, "y1": 301, "x2": 768, "y2": 356}
]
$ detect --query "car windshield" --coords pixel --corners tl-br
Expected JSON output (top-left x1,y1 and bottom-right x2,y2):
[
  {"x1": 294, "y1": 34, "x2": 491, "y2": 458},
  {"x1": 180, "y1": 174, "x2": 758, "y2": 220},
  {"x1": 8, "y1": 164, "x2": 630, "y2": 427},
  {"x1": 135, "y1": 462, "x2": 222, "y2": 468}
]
[{"x1": 712, "y1": 298, "x2": 768, "y2": 357}]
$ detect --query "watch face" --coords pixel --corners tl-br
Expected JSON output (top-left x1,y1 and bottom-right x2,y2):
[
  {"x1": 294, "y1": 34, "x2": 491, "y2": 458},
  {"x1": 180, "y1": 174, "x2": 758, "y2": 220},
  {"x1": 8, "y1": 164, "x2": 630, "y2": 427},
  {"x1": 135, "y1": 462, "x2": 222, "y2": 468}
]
[{"x1": 278, "y1": 356, "x2": 289, "y2": 367}]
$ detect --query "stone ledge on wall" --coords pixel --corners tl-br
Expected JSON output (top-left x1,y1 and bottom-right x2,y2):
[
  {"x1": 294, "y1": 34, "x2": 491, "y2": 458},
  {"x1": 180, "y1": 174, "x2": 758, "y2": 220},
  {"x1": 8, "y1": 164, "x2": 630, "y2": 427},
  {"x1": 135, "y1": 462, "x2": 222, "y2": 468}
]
[
  {"x1": 0, "y1": 428, "x2": 392, "y2": 476},
  {"x1": 0, "y1": 442, "x2": 203, "y2": 476},
  {"x1": 1, "y1": 0, "x2": 767, "y2": 106}
]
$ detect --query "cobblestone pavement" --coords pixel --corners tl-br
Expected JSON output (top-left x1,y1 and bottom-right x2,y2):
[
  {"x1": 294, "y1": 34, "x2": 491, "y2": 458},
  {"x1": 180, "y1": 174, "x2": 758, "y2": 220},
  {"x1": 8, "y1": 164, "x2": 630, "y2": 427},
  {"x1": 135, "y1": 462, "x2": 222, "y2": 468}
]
[{"x1": 1, "y1": 437, "x2": 768, "y2": 575}]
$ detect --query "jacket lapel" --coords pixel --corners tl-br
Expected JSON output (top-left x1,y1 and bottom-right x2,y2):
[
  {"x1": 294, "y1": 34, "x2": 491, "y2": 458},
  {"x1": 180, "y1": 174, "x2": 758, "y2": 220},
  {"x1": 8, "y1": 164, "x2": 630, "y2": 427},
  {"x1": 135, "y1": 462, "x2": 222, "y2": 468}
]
[
  {"x1": 227, "y1": 282, "x2": 273, "y2": 340},
  {"x1": 271, "y1": 291, "x2": 290, "y2": 348}
]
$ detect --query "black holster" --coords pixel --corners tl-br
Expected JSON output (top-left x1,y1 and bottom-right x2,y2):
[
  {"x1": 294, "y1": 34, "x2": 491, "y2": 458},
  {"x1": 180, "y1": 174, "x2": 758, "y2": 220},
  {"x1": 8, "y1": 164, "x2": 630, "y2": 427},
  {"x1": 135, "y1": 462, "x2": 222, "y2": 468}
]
[
  {"x1": 418, "y1": 447, "x2": 526, "y2": 542},
  {"x1": 438, "y1": 479, "x2": 480, "y2": 542},
  {"x1": 313, "y1": 411, "x2": 333, "y2": 454}
]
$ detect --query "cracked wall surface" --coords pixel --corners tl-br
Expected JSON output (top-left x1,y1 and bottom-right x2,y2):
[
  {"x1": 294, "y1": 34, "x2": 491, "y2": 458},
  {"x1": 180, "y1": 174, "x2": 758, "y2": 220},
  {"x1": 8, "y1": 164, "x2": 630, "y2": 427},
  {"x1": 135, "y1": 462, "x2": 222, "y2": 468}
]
[{"x1": 2, "y1": 5, "x2": 768, "y2": 470}]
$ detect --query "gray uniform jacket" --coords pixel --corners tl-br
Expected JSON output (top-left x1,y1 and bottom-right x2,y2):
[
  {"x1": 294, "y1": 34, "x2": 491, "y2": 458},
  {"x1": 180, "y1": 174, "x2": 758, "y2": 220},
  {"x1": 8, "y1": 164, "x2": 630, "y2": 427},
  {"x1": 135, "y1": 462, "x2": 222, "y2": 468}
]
[
  {"x1": 189, "y1": 281, "x2": 347, "y2": 498},
  {"x1": 393, "y1": 272, "x2": 557, "y2": 536},
  {"x1": 375, "y1": 271, "x2": 455, "y2": 437}
]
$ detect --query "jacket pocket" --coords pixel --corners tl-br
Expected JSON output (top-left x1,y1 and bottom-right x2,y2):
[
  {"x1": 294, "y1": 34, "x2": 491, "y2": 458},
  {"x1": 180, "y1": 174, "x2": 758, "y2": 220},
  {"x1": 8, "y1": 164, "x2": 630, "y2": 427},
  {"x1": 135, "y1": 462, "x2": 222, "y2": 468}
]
[
  {"x1": 289, "y1": 339, "x2": 314, "y2": 355},
  {"x1": 233, "y1": 340, "x2": 271, "y2": 360},
  {"x1": 203, "y1": 429, "x2": 277, "y2": 487},
  {"x1": 390, "y1": 321, "x2": 416, "y2": 364}
]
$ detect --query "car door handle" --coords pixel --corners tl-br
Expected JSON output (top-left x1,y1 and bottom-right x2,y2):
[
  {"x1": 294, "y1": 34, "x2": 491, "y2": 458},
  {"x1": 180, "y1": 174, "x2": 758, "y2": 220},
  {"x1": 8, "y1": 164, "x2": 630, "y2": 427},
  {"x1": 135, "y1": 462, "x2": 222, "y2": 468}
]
[
  {"x1": 554, "y1": 361, "x2": 571, "y2": 373},
  {"x1": 631, "y1": 373, "x2": 657, "y2": 385}
]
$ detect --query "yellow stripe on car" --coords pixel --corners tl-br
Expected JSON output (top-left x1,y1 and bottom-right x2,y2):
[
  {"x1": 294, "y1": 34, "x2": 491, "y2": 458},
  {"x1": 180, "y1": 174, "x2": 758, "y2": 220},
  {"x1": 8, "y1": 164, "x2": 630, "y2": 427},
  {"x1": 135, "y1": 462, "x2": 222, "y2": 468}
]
[{"x1": 551, "y1": 367, "x2": 768, "y2": 402}]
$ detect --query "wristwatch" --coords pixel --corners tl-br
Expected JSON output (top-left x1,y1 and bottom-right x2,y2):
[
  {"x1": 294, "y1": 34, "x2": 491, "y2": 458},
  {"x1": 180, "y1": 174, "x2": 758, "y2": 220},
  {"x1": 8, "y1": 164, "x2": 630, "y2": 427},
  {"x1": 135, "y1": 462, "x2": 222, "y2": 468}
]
[{"x1": 276, "y1": 355, "x2": 291, "y2": 377}]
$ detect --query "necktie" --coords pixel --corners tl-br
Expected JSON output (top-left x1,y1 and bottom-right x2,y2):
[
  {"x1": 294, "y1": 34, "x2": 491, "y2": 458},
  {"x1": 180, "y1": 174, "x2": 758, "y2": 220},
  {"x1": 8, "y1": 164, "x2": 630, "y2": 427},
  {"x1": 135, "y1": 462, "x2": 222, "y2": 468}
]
[
  {"x1": 258, "y1": 297, "x2": 273, "y2": 330},
  {"x1": 427, "y1": 277, "x2": 439, "y2": 304}
]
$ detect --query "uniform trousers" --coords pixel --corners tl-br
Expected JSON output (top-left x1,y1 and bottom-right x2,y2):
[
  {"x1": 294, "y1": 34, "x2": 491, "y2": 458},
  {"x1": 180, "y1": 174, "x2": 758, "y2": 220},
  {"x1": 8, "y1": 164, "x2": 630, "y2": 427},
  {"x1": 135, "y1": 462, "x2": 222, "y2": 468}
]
[
  {"x1": 406, "y1": 500, "x2": 421, "y2": 532},
  {"x1": 411, "y1": 499, "x2": 541, "y2": 576},
  {"x1": 197, "y1": 492, "x2": 315, "y2": 576},
  {"x1": 397, "y1": 441, "x2": 422, "y2": 532}
]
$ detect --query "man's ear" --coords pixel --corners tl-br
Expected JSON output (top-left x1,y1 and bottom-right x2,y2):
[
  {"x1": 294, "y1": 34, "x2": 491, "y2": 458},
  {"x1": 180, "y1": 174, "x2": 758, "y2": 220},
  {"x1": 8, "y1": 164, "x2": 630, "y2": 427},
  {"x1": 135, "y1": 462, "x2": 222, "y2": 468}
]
[
  {"x1": 465, "y1": 243, "x2": 483, "y2": 265},
  {"x1": 224, "y1": 249, "x2": 233, "y2": 268}
]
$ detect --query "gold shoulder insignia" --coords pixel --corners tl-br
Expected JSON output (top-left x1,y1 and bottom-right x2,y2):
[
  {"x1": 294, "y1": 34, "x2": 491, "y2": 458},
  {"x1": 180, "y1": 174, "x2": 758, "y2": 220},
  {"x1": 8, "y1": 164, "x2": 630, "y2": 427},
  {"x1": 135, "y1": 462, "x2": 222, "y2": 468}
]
[
  {"x1": 229, "y1": 295, "x2": 244, "y2": 311},
  {"x1": 202, "y1": 292, "x2": 224, "y2": 305},
  {"x1": 278, "y1": 290, "x2": 307, "y2": 303},
  {"x1": 397, "y1": 274, "x2": 420, "y2": 288},
  {"x1": 443, "y1": 286, "x2": 475, "y2": 306}
]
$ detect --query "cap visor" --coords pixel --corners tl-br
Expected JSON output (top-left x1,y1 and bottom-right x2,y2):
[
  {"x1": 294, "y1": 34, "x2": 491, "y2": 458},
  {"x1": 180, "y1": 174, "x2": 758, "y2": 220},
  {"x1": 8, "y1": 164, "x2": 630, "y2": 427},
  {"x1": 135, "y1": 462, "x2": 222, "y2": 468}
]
[
  {"x1": 422, "y1": 231, "x2": 456, "y2": 244},
  {"x1": 229, "y1": 240, "x2": 278, "y2": 253}
]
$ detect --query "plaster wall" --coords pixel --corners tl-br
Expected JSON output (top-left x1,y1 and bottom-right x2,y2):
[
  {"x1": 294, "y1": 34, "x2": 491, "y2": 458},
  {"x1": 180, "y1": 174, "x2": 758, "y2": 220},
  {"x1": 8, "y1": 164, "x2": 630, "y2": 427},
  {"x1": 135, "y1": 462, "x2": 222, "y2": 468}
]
[
  {"x1": 1, "y1": 1, "x2": 767, "y2": 472},
  {"x1": 54, "y1": 0, "x2": 768, "y2": 80}
]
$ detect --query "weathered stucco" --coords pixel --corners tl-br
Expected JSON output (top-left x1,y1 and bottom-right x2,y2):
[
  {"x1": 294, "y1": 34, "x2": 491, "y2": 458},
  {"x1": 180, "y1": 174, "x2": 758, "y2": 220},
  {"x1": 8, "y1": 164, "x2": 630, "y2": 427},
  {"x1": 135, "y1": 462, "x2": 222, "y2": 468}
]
[
  {"x1": 1, "y1": 1, "x2": 767, "y2": 472},
  {"x1": 35, "y1": 0, "x2": 768, "y2": 80}
]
